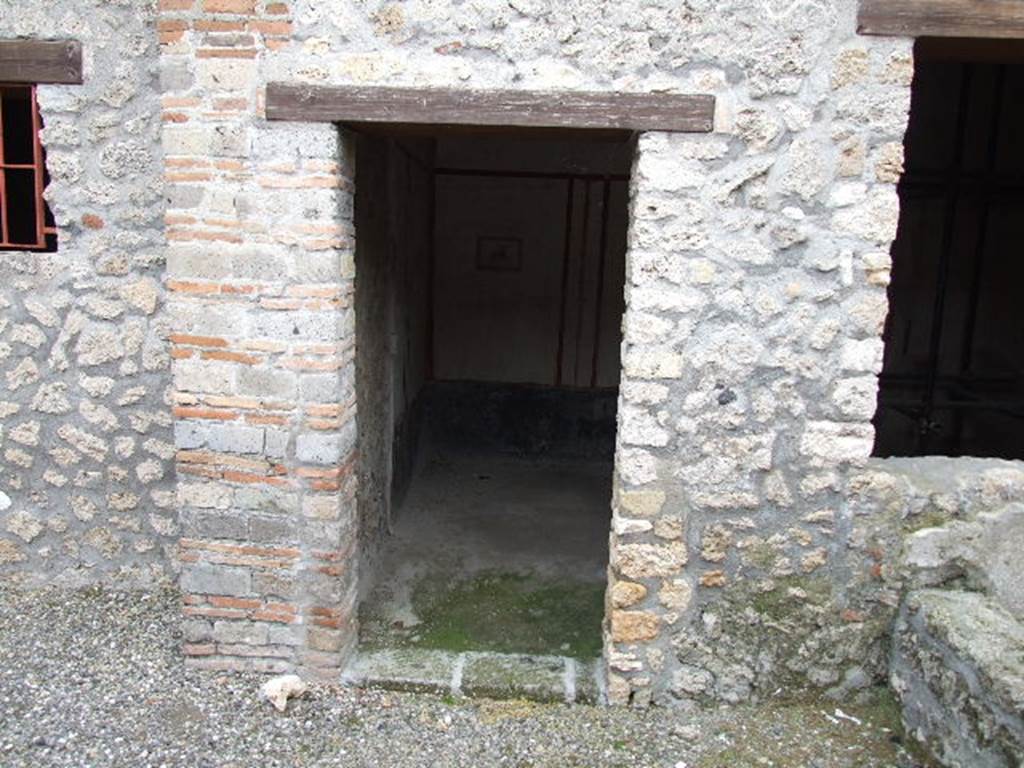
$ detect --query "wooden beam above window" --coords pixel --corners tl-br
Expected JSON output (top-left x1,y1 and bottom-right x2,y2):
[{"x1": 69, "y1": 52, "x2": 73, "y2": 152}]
[
  {"x1": 858, "y1": 0, "x2": 1024, "y2": 39},
  {"x1": 0, "y1": 40, "x2": 83, "y2": 85},
  {"x1": 265, "y1": 83, "x2": 715, "y2": 133}
]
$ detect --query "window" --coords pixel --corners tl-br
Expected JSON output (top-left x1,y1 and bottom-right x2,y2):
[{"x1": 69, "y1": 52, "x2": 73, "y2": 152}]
[
  {"x1": 873, "y1": 40, "x2": 1024, "y2": 460},
  {"x1": 0, "y1": 84, "x2": 56, "y2": 251}
]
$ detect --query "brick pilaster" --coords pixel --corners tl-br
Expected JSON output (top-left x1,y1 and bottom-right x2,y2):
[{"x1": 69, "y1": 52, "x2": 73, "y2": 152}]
[{"x1": 159, "y1": 0, "x2": 359, "y2": 678}]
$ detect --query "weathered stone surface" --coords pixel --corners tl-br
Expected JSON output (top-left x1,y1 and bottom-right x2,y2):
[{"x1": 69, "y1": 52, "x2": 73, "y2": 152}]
[
  {"x1": 617, "y1": 489, "x2": 666, "y2": 518},
  {"x1": 610, "y1": 580, "x2": 648, "y2": 609},
  {"x1": 261, "y1": 674, "x2": 308, "y2": 712},
  {"x1": 5, "y1": 512, "x2": 43, "y2": 544},
  {"x1": 1, "y1": 0, "x2": 984, "y2": 726},
  {"x1": 614, "y1": 542, "x2": 687, "y2": 580},
  {"x1": 611, "y1": 610, "x2": 660, "y2": 644},
  {"x1": 891, "y1": 590, "x2": 1024, "y2": 768}
]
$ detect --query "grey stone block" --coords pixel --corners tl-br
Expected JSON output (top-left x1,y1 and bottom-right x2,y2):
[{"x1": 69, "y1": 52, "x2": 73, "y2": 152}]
[
  {"x1": 213, "y1": 620, "x2": 269, "y2": 646},
  {"x1": 182, "y1": 510, "x2": 248, "y2": 540},
  {"x1": 233, "y1": 485, "x2": 300, "y2": 514},
  {"x1": 182, "y1": 618, "x2": 213, "y2": 643},
  {"x1": 343, "y1": 648, "x2": 457, "y2": 694},
  {"x1": 174, "y1": 421, "x2": 205, "y2": 450},
  {"x1": 251, "y1": 311, "x2": 340, "y2": 344},
  {"x1": 269, "y1": 625, "x2": 304, "y2": 647},
  {"x1": 205, "y1": 424, "x2": 264, "y2": 455},
  {"x1": 248, "y1": 515, "x2": 295, "y2": 544},
  {"x1": 299, "y1": 373, "x2": 342, "y2": 402},
  {"x1": 296, "y1": 432, "x2": 344, "y2": 465},
  {"x1": 461, "y1": 652, "x2": 567, "y2": 703},
  {"x1": 264, "y1": 428, "x2": 289, "y2": 459},
  {"x1": 180, "y1": 563, "x2": 251, "y2": 597},
  {"x1": 237, "y1": 367, "x2": 297, "y2": 399}
]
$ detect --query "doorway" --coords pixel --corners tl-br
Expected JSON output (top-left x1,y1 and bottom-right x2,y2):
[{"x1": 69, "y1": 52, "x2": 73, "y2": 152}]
[{"x1": 348, "y1": 128, "x2": 633, "y2": 699}]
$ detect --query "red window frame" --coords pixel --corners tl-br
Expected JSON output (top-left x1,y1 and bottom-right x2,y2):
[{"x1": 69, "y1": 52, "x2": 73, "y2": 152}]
[{"x1": 0, "y1": 84, "x2": 56, "y2": 251}]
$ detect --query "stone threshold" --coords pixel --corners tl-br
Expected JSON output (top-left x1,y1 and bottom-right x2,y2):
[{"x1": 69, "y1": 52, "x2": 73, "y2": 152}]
[{"x1": 342, "y1": 648, "x2": 605, "y2": 704}]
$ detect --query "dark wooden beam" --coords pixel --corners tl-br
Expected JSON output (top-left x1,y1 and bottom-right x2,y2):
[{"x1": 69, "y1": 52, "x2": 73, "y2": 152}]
[
  {"x1": 265, "y1": 83, "x2": 715, "y2": 133},
  {"x1": 0, "y1": 40, "x2": 83, "y2": 85},
  {"x1": 858, "y1": 0, "x2": 1024, "y2": 39},
  {"x1": 915, "y1": 37, "x2": 1024, "y2": 63}
]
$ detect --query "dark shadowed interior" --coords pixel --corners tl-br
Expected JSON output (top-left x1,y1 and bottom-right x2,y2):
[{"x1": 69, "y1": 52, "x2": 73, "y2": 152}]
[
  {"x1": 874, "y1": 39, "x2": 1024, "y2": 459},
  {"x1": 351, "y1": 128, "x2": 632, "y2": 665}
]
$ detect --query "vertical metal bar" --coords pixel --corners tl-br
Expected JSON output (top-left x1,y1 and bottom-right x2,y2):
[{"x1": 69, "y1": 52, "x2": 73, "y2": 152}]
[
  {"x1": 918, "y1": 63, "x2": 974, "y2": 454},
  {"x1": 572, "y1": 180, "x2": 591, "y2": 386},
  {"x1": 953, "y1": 64, "x2": 1007, "y2": 451},
  {"x1": 554, "y1": 178, "x2": 574, "y2": 386},
  {"x1": 959, "y1": 65, "x2": 1006, "y2": 378},
  {"x1": 590, "y1": 178, "x2": 611, "y2": 388},
  {"x1": 426, "y1": 148, "x2": 437, "y2": 382},
  {"x1": 30, "y1": 85, "x2": 45, "y2": 248},
  {"x1": 0, "y1": 87, "x2": 9, "y2": 246}
]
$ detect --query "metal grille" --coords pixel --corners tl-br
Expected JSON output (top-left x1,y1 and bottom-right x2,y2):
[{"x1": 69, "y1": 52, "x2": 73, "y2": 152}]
[{"x1": 0, "y1": 84, "x2": 56, "y2": 251}]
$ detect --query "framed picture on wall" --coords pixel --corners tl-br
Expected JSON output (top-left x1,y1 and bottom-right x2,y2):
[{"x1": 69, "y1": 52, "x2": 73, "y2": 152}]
[{"x1": 476, "y1": 236, "x2": 522, "y2": 272}]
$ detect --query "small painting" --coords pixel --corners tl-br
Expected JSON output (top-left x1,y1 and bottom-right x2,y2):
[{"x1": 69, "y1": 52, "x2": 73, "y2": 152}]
[{"x1": 476, "y1": 236, "x2": 522, "y2": 272}]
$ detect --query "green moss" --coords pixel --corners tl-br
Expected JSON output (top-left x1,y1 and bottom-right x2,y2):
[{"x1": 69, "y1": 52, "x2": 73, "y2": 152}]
[
  {"x1": 903, "y1": 508, "x2": 952, "y2": 534},
  {"x1": 748, "y1": 575, "x2": 833, "y2": 621},
  {"x1": 742, "y1": 540, "x2": 779, "y2": 570},
  {"x1": 367, "y1": 571, "x2": 606, "y2": 659}
]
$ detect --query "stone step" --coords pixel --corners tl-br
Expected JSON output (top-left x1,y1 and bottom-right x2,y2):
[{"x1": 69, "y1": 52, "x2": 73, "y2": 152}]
[{"x1": 342, "y1": 648, "x2": 603, "y2": 704}]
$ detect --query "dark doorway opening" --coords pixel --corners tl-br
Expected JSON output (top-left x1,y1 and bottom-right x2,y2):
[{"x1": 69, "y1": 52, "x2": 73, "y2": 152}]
[
  {"x1": 349, "y1": 127, "x2": 631, "y2": 692},
  {"x1": 873, "y1": 39, "x2": 1024, "y2": 459}
]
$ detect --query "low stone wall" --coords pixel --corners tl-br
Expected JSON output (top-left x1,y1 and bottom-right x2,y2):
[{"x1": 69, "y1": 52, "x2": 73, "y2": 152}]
[
  {"x1": 879, "y1": 462, "x2": 1024, "y2": 766},
  {"x1": 892, "y1": 590, "x2": 1024, "y2": 767},
  {"x1": 632, "y1": 457, "x2": 1024, "y2": 707}
]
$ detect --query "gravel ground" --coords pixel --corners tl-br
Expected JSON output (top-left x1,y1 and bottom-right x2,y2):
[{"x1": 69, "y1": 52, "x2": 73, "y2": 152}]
[{"x1": 0, "y1": 586, "x2": 935, "y2": 768}]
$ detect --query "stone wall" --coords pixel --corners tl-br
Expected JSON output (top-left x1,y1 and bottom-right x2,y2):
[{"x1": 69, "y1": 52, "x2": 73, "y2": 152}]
[
  {"x1": 14, "y1": 0, "x2": 1022, "y2": 715},
  {"x1": 352, "y1": 134, "x2": 433, "y2": 592},
  {"x1": 0, "y1": 0, "x2": 174, "y2": 586},
  {"x1": 261, "y1": 0, "x2": 915, "y2": 701}
]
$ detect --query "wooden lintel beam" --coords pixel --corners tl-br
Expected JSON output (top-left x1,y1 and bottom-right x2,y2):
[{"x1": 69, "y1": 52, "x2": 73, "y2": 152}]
[
  {"x1": 265, "y1": 83, "x2": 715, "y2": 133},
  {"x1": 858, "y1": 0, "x2": 1024, "y2": 39},
  {"x1": 0, "y1": 40, "x2": 83, "y2": 85}
]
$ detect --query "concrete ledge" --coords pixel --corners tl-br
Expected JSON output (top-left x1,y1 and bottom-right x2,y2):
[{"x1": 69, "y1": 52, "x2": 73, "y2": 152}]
[{"x1": 891, "y1": 589, "x2": 1024, "y2": 767}]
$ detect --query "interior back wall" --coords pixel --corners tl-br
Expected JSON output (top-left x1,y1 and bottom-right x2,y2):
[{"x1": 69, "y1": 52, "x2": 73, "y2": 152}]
[{"x1": 432, "y1": 137, "x2": 630, "y2": 389}]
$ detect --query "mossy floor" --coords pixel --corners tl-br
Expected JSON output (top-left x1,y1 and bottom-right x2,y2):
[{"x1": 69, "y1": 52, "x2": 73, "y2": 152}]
[
  {"x1": 361, "y1": 571, "x2": 605, "y2": 659},
  {"x1": 356, "y1": 451, "x2": 611, "y2": 663}
]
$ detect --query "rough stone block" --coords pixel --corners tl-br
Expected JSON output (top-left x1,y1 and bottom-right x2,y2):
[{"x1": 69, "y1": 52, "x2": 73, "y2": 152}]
[
  {"x1": 461, "y1": 653, "x2": 566, "y2": 703},
  {"x1": 891, "y1": 590, "x2": 1024, "y2": 768},
  {"x1": 610, "y1": 610, "x2": 660, "y2": 643}
]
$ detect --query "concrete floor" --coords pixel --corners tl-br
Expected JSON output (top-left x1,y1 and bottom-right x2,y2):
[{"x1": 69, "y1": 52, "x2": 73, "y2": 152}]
[{"x1": 357, "y1": 449, "x2": 612, "y2": 663}]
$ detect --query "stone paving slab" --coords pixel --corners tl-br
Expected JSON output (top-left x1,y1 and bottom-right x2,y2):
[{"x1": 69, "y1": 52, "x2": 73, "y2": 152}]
[
  {"x1": 344, "y1": 648, "x2": 604, "y2": 704},
  {"x1": 342, "y1": 648, "x2": 458, "y2": 694},
  {"x1": 460, "y1": 652, "x2": 567, "y2": 703}
]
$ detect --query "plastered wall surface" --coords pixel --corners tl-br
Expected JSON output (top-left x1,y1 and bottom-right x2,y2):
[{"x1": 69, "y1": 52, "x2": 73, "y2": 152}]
[{"x1": 0, "y1": 0, "x2": 174, "y2": 586}]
